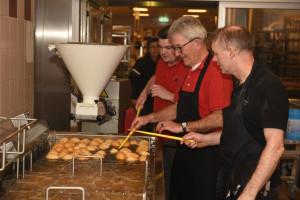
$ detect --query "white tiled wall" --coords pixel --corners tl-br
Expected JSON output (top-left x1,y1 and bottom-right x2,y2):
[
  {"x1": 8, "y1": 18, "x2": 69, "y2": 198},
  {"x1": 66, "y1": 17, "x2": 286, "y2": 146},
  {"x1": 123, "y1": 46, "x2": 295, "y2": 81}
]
[{"x1": 0, "y1": 0, "x2": 34, "y2": 138}]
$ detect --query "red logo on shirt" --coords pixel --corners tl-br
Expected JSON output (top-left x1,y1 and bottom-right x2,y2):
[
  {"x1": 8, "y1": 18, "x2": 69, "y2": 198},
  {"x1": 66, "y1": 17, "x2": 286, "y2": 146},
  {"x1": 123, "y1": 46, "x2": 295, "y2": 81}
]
[{"x1": 173, "y1": 76, "x2": 180, "y2": 84}]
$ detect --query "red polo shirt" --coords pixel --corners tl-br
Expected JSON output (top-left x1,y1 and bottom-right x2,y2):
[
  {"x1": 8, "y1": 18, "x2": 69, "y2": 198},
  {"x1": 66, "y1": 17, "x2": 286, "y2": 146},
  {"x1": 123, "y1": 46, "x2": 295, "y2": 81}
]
[
  {"x1": 154, "y1": 59, "x2": 186, "y2": 112},
  {"x1": 174, "y1": 55, "x2": 233, "y2": 119}
]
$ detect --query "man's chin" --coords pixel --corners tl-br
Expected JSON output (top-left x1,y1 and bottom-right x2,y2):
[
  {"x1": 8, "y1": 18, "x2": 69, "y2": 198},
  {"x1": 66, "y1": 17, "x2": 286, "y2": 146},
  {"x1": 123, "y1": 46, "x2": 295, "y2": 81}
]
[{"x1": 162, "y1": 57, "x2": 169, "y2": 62}]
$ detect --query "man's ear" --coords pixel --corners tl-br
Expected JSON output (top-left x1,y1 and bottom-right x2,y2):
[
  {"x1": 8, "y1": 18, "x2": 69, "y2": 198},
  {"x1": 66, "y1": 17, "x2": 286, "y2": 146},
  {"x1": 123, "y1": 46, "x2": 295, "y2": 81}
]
[
  {"x1": 195, "y1": 39, "x2": 204, "y2": 49},
  {"x1": 227, "y1": 46, "x2": 236, "y2": 59}
]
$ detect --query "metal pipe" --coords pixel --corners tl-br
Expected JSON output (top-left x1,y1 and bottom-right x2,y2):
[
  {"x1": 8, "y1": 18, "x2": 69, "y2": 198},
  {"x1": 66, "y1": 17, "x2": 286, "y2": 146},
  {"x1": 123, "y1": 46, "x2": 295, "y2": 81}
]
[{"x1": 46, "y1": 186, "x2": 85, "y2": 200}]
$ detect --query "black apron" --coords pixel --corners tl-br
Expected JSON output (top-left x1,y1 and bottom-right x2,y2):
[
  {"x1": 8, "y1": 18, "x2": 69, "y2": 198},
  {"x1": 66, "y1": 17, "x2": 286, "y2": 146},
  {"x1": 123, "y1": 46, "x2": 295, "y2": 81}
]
[
  {"x1": 219, "y1": 66, "x2": 278, "y2": 200},
  {"x1": 170, "y1": 54, "x2": 220, "y2": 200}
]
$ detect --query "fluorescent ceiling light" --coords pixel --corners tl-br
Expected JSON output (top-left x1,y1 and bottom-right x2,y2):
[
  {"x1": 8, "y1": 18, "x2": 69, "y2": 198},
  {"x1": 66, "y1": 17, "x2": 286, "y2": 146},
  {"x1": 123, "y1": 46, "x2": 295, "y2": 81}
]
[
  {"x1": 188, "y1": 9, "x2": 207, "y2": 13},
  {"x1": 133, "y1": 13, "x2": 149, "y2": 17},
  {"x1": 183, "y1": 14, "x2": 199, "y2": 18},
  {"x1": 133, "y1": 7, "x2": 148, "y2": 12}
]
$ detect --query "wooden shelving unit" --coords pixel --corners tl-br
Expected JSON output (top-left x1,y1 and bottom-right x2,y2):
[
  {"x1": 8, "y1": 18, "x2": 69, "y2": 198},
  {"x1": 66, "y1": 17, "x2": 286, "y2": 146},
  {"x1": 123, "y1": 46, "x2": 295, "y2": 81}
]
[{"x1": 253, "y1": 17, "x2": 300, "y2": 98}]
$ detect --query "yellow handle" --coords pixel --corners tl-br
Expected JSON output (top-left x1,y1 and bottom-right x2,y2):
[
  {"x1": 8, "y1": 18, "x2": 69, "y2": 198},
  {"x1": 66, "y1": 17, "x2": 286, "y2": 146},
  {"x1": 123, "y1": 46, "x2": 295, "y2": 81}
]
[
  {"x1": 136, "y1": 105, "x2": 142, "y2": 117},
  {"x1": 133, "y1": 130, "x2": 195, "y2": 143},
  {"x1": 118, "y1": 128, "x2": 135, "y2": 149}
]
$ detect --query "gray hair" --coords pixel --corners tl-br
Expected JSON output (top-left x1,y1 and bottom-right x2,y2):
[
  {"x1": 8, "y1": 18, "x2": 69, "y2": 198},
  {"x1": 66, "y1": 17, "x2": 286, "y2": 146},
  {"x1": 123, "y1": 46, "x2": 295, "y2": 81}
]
[
  {"x1": 213, "y1": 26, "x2": 254, "y2": 53},
  {"x1": 168, "y1": 16, "x2": 207, "y2": 42}
]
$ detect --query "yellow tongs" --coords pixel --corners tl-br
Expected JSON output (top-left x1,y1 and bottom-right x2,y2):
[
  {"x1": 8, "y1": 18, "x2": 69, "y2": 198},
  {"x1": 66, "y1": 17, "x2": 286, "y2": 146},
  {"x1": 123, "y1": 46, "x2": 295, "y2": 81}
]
[
  {"x1": 118, "y1": 106, "x2": 142, "y2": 149},
  {"x1": 132, "y1": 129, "x2": 196, "y2": 143}
]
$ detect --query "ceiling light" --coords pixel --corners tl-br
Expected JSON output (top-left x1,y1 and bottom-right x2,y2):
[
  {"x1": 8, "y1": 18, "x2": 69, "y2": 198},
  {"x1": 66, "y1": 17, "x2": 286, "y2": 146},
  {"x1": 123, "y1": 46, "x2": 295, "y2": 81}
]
[
  {"x1": 183, "y1": 15, "x2": 199, "y2": 18},
  {"x1": 187, "y1": 9, "x2": 207, "y2": 13},
  {"x1": 133, "y1": 7, "x2": 148, "y2": 12},
  {"x1": 133, "y1": 13, "x2": 149, "y2": 17}
]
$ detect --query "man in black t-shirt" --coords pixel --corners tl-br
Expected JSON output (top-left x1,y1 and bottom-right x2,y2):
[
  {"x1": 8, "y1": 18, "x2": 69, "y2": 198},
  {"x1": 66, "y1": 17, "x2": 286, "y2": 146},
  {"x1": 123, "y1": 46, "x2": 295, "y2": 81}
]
[{"x1": 181, "y1": 26, "x2": 289, "y2": 199}]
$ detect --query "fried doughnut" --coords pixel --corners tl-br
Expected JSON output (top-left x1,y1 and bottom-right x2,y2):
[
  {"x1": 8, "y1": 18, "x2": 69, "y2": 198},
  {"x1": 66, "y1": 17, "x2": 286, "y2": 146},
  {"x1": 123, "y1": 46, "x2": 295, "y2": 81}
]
[
  {"x1": 79, "y1": 147, "x2": 90, "y2": 153},
  {"x1": 138, "y1": 144, "x2": 149, "y2": 150},
  {"x1": 55, "y1": 146, "x2": 64, "y2": 152},
  {"x1": 119, "y1": 148, "x2": 131, "y2": 154},
  {"x1": 110, "y1": 148, "x2": 118, "y2": 154},
  {"x1": 72, "y1": 151, "x2": 81, "y2": 156},
  {"x1": 59, "y1": 151, "x2": 68, "y2": 158},
  {"x1": 77, "y1": 143, "x2": 87, "y2": 148},
  {"x1": 96, "y1": 150, "x2": 107, "y2": 156},
  {"x1": 81, "y1": 138, "x2": 90, "y2": 144},
  {"x1": 92, "y1": 153, "x2": 104, "y2": 160},
  {"x1": 122, "y1": 141, "x2": 131, "y2": 148},
  {"x1": 70, "y1": 137, "x2": 80, "y2": 143},
  {"x1": 139, "y1": 155, "x2": 147, "y2": 162},
  {"x1": 126, "y1": 152, "x2": 139, "y2": 158},
  {"x1": 48, "y1": 149, "x2": 59, "y2": 155},
  {"x1": 93, "y1": 138, "x2": 104, "y2": 143},
  {"x1": 104, "y1": 139, "x2": 113, "y2": 144},
  {"x1": 86, "y1": 145, "x2": 97, "y2": 151},
  {"x1": 46, "y1": 153, "x2": 60, "y2": 160},
  {"x1": 116, "y1": 152, "x2": 126, "y2": 160},
  {"x1": 139, "y1": 151, "x2": 149, "y2": 156},
  {"x1": 64, "y1": 141, "x2": 75, "y2": 148},
  {"x1": 52, "y1": 143, "x2": 64, "y2": 149},
  {"x1": 136, "y1": 146, "x2": 148, "y2": 153},
  {"x1": 130, "y1": 140, "x2": 138, "y2": 145},
  {"x1": 77, "y1": 156, "x2": 89, "y2": 161},
  {"x1": 139, "y1": 140, "x2": 149, "y2": 146},
  {"x1": 126, "y1": 156, "x2": 137, "y2": 162},
  {"x1": 59, "y1": 137, "x2": 69, "y2": 143},
  {"x1": 77, "y1": 151, "x2": 91, "y2": 160},
  {"x1": 111, "y1": 140, "x2": 120, "y2": 148},
  {"x1": 63, "y1": 154, "x2": 73, "y2": 160},
  {"x1": 116, "y1": 138, "x2": 124, "y2": 144},
  {"x1": 66, "y1": 147, "x2": 74, "y2": 153},
  {"x1": 89, "y1": 140, "x2": 99, "y2": 146},
  {"x1": 99, "y1": 142, "x2": 110, "y2": 150}
]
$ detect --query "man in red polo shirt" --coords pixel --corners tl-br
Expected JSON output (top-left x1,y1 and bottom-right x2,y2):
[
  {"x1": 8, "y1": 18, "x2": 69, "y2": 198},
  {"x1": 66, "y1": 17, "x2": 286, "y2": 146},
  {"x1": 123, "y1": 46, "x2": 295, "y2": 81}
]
[
  {"x1": 135, "y1": 25, "x2": 186, "y2": 200},
  {"x1": 130, "y1": 16, "x2": 233, "y2": 199}
]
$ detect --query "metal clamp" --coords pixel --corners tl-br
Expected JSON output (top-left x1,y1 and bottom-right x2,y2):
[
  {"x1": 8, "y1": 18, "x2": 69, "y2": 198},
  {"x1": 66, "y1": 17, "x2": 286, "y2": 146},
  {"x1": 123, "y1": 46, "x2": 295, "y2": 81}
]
[
  {"x1": 46, "y1": 186, "x2": 85, "y2": 200},
  {"x1": 72, "y1": 155, "x2": 103, "y2": 176}
]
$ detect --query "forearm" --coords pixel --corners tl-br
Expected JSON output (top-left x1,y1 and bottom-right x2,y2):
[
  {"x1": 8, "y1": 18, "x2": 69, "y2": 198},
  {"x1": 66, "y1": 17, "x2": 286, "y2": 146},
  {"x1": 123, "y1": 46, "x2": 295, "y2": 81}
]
[
  {"x1": 241, "y1": 130, "x2": 284, "y2": 198},
  {"x1": 182, "y1": 131, "x2": 221, "y2": 149},
  {"x1": 186, "y1": 111, "x2": 223, "y2": 132},
  {"x1": 147, "y1": 103, "x2": 177, "y2": 123},
  {"x1": 204, "y1": 131, "x2": 222, "y2": 146},
  {"x1": 143, "y1": 75, "x2": 156, "y2": 95}
]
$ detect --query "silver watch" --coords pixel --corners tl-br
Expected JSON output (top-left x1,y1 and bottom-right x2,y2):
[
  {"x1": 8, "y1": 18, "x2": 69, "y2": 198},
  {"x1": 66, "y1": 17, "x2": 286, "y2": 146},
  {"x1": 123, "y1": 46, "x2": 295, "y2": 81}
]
[{"x1": 181, "y1": 122, "x2": 187, "y2": 133}]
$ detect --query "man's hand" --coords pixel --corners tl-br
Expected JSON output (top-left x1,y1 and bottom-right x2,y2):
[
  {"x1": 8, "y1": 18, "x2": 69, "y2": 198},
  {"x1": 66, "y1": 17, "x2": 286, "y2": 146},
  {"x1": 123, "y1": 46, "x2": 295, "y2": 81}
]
[
  {"x1": 130, "y1": 116, "x2": 150, "y2": 130},
  {"x1": 181, "y1": 132, "x2": 221, "y2": 149},
  {"x1": 150, "y1": 84, "x2": 174, "y2": 102},
  {"x1": 135, "y1": 91, "x2": 147, "y2": 110},
  {"x1": 180, "y1": 132, "x2": 208, "y2": 148},
  {"x1": 156, "y1": 121, "x2": 183, "y2": 133}
]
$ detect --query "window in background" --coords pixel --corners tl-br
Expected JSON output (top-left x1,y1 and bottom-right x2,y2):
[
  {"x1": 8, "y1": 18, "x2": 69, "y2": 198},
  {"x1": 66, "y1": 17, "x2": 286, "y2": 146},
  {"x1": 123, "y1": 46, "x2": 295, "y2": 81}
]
[{"x1": 226, "y1": 8, "x2": 300, "y2": 98}]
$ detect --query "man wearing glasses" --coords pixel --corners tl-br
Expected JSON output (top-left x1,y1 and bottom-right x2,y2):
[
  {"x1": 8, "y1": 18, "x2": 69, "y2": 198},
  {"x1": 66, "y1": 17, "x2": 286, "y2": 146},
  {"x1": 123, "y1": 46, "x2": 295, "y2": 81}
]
[
  {"x1": 135, "y1": 25, "x2": 186, "y2": 200},
  {"x1": 131, "y1": 16, "x2": 233, "y2": 199}
]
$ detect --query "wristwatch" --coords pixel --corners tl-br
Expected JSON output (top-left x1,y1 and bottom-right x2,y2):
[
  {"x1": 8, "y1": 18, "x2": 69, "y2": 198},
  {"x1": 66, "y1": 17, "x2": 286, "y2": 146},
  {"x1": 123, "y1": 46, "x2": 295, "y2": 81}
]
[{"x1": 181, "y1": 122, "x2": 187, "y2": 133}]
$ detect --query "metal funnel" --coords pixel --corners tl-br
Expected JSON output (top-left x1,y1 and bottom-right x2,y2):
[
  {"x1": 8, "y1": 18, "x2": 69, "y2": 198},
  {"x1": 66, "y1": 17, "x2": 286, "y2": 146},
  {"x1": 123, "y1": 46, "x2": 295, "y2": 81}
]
[{"x1": 52, "y1": 43, "x2": 129, "y2": 104}]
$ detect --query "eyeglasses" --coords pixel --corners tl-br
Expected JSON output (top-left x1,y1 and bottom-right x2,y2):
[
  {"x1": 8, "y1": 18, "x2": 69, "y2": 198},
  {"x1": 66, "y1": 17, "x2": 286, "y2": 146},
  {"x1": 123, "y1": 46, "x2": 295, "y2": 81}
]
[
  {"x1": 159, "y1": 45, "x2": 173, "y2": 51},
  {"x1": 172, "y1": 38, "x2": 199, "y2": 53}
]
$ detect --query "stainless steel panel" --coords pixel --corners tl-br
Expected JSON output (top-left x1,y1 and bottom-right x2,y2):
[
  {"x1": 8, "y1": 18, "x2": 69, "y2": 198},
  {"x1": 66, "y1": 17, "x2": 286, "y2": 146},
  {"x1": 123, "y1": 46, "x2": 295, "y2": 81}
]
[{"x1": 34, "y1": 0, "x2": 77, "y2": 131}]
